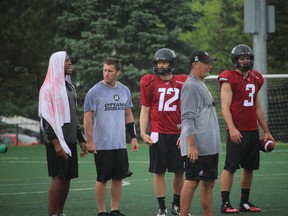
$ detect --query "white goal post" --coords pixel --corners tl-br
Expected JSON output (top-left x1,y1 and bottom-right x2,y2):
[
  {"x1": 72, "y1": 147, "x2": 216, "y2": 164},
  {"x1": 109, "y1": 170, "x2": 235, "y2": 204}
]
[{"x1": 204, "y1": 74, "x2": 288, "y2": 143}]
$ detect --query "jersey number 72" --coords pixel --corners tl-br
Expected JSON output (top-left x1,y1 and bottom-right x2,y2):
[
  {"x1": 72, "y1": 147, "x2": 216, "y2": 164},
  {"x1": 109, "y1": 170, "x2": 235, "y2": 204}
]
[{"x1": 158, "y1": 87, "x2": 179, "y2": 111}]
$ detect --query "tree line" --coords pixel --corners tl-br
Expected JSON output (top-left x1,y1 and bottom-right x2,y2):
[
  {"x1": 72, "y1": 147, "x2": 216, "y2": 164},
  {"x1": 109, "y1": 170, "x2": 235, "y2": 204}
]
[{"x1": 0, "y1": 0, "x2": 287, "y2": 121}]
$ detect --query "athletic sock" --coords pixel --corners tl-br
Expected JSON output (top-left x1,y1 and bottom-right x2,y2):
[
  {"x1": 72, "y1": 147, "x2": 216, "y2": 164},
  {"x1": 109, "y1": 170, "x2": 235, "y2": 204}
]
[
  {"x1": 173, "y1": 194, "x2": 180, "y2": 206},
  {"x1": 240, "y1": 188, "x2": 250, "y2": 203},
  {"x1": 157, "y1": 197, "x2": 166, "y2": 210},
  {"x1": 221, "y1": 191, "x2": 230, "y2": 204}
]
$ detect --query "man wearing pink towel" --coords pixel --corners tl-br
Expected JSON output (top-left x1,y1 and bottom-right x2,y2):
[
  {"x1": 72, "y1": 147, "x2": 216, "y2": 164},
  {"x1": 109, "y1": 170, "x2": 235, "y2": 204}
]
[{"x1": 39, "y1": 51, "x2": 88, "y2": 216}]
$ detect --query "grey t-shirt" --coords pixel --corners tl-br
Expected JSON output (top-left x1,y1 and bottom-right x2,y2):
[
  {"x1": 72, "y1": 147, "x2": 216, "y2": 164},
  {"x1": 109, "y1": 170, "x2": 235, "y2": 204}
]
[
  {"x1": 84, "y1": 81, "x2": 133, "y2": 150},
  {"x1": 180, "y1": 76, "x2": 221, "y2": 156}
]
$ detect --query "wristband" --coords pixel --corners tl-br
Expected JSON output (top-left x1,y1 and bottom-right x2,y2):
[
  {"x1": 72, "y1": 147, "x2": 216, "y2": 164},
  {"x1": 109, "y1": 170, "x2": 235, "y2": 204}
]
[{"x1": 126, "y1": 122, "x2": 137, "y2": 138}]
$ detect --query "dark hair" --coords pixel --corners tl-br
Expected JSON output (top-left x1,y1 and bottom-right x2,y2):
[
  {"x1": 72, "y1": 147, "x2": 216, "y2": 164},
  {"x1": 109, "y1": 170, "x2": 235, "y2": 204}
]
[{"x1": 103, "y1": 57, "x2": 122, "y2": 71}]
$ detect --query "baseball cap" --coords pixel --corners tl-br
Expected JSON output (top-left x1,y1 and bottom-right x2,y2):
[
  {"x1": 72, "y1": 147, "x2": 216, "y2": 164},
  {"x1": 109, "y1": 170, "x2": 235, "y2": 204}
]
[{"x1": 189, "y1": 50, "x2": 216, "y2": 63}]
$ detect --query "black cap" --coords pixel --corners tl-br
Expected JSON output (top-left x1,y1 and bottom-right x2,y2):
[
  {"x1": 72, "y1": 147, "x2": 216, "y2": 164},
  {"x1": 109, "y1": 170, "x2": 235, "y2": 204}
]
[{"x1": 189, "y1": 50, "x2": 216, "y2": 63}]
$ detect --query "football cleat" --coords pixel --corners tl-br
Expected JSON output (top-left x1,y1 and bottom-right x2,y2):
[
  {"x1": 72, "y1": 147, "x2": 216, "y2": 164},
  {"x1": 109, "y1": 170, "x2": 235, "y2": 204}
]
[
  {"x1": 171, "y1": 203, "x2": 180, "y2": 215},
  {"x1": 171, "y1": 203, "x2": 191, "y2": 216},
  {"x1": 221, "y1": 202, "x2": 239, "y2": 214},
  {"x1": 157, "y1": 208, "x2": 167, "y2": 216},
  {"x1": 98, "y1": 212, "x2": 109, "y2": 216},
  {"x1": 109, "y1": 210, "x2": 125, "y2": 216},
  {"x1": 239, "y1": 201, "x2": 261, "y2": 212}
]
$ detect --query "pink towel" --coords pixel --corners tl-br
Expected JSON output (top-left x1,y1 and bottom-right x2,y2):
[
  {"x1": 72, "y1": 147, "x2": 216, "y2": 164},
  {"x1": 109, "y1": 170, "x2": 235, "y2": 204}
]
[{"x1": 38, "y1": 51, "x2": 72, "y2": 156}]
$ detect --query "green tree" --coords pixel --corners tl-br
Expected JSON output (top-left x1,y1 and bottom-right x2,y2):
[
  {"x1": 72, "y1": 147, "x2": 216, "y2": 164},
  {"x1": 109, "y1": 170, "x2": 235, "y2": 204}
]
[
  {"x1": 0, "y1": 0, "x2": 64, "y2": 118},
  {"x1": 180, "y1": 0, "x2": 251, "y2": 74},
  {"x1": 181, "y1": 0, "x2": 288, "y2": 75},
  {"x1": 267, "y1": 0, "x2": 288, "y2": 73},
  {"x1": 2, "y1": 0, "x2": 286, "y2": 124},
  {"x1": 56, "y1": 0, "x2": 198, "y2": 121}
]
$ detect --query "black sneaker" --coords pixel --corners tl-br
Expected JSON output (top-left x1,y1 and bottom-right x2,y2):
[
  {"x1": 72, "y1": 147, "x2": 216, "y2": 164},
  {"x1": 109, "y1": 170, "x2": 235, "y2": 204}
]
[
  {"x1": 109, "y1": 210, "x2": 125, "y2": 216},
  {"x1": 98, "y1": 212, "x2": 109, "y2": 216},
  {"x1": 171, "y1": 203, "x2": 192, "y2": 216},
  {"x1": 221, "y1": 202, "x2": 239, "y2": 214},
  {"x1": 171, "y1": 203, "x2": 180, "y2": 215},
  {"x1": 239, "y1": 201, "x2": 261, "y2": 212}
]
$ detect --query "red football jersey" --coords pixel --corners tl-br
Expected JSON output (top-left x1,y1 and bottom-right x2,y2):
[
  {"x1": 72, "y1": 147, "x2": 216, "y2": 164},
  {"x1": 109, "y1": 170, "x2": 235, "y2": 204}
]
[
  {"x1": 218, "y1": 70, "x2": 264, "y2": 130},
  {"x1": 140, "y1": 74, "x2": 188, "y2": 134}
]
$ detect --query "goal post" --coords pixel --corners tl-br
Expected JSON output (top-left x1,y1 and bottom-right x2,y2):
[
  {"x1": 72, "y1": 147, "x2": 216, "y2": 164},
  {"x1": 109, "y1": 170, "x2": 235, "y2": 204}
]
[{"x1": 204, "y1": 74, "x2": 288, "y2": 143}]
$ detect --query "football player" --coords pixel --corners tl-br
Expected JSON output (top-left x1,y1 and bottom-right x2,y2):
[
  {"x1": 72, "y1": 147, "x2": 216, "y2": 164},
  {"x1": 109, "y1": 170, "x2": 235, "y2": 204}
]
[
  {"x1": 218, "y1": 44, "x2": 275, "y2": 214},
  {"x1": 140, "y1": 48, "x2": 188, "y2": 216}
]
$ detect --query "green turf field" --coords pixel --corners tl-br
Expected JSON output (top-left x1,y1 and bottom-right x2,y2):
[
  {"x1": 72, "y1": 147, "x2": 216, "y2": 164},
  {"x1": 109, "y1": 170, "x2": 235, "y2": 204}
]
[{"x1": 0, "y1": 143, "x2": 287, "y2": 216}]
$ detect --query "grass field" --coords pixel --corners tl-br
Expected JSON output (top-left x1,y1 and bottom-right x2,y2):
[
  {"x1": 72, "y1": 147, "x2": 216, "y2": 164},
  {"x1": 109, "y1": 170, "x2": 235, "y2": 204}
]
[{"x1": 0, "y1": 143, "x2": 288, "y2": 216}]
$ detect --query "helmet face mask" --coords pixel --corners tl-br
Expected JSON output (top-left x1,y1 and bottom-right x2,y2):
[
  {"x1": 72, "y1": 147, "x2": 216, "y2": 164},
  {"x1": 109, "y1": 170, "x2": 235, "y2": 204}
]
[
  {"x1": 240, "y1": 62, "x2": 253, "y2": 72},
  {"x1": 153, "y1": 48, "x2": 176, "y2": 75},
  {"x1": 231, "y1": 44, "x2": 254, "y2": 72}
]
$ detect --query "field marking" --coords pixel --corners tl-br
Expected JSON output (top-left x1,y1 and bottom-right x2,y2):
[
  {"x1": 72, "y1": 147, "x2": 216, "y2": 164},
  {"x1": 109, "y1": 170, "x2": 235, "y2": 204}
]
[
  {"x1": 1, "y1": 160, "x2": 287, "y2": 165},
  {"x1": 0, "y1": 160, "x2": 46, "y2": 163},
  {"x1": 0, "y1": 180, "x2": 130, "y2": 196},
  {"x1": 1, "y1": 171, "x2": 287, "y2": 197},
  {"x1": 0, "y1": 160, "x2": 149, "y2": 164}
]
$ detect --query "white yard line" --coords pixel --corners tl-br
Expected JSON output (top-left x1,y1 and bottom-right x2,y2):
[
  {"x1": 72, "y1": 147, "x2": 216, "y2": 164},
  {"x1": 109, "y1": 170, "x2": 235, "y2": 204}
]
[{"x1": 0, "y1": 180, "x2": 130, "y2": 196}]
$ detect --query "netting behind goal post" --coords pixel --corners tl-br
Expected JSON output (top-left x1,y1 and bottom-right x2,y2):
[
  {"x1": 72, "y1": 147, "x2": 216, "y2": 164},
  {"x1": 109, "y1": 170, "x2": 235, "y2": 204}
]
[{"x1": 204, "y1": 74, "x2": 288, "y2": 144}]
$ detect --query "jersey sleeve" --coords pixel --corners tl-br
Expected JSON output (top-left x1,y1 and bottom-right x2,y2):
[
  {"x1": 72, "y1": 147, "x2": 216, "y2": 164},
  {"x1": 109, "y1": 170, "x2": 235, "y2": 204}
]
[
  {"x1": 181, "y1": 81, "x2": 198, "y2": 136},
  {"x1": 218, "y1": 70, "x2": 231, "y2": 86},
  {"x1": 252, "y1": 70, "x2": 264, "y2": 89},
  {"x1": 140, "y1": 74, "x2": 155, "y2": 107},
  {"x1": 84, "y1": 88, "x2": 96, "y2": 113},
  {"x1": 180, "y1": 74, "x2": 189, "y2": 83},
  {"x1": 125, "y1": 86, "x2": 133, "y2": 108}
]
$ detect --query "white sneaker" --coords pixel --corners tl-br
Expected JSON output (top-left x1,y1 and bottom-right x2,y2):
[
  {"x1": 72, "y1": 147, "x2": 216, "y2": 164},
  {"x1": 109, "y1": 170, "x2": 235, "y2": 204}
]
[{"x1": 157, "y1": 209, "x2": 167, "y2": 216}]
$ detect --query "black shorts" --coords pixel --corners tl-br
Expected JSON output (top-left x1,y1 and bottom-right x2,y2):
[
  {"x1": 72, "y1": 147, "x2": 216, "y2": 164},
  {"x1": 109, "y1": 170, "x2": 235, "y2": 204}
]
[
  {"x1": 224, "y1": 130, "x2": 260, "y2": 172},
  {"x1": 185, "y1": 154, "x2": 219, "y2": 181},
  {"x1": 149, "y1": 133, "x2": 185, "y2": 173},
  {"x1": 94, "y1": 149, "x2": 131, "y2": 183},
  {"x1": 46, "y1": 144, "x2": 78, "y2": 180}
]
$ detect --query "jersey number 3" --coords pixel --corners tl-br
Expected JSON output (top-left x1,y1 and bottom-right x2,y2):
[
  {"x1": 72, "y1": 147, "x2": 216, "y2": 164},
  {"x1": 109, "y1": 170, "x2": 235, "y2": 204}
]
[
  {"x1": 158, "y1": 88, "x2": 179, "y2": 111},
  {"x1": 244, "y1": 84, "x2": 255, "y2": 107}
]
